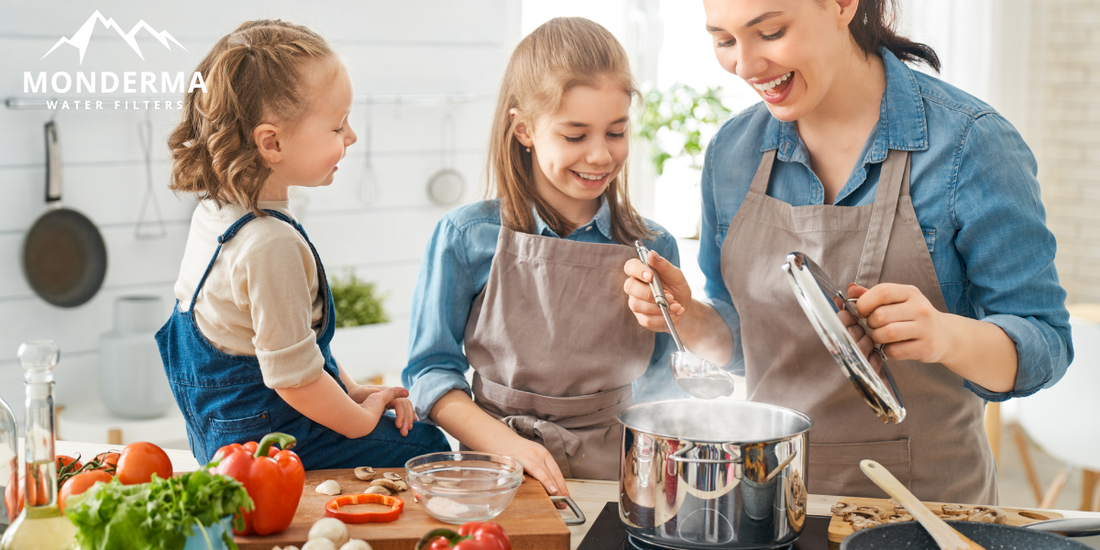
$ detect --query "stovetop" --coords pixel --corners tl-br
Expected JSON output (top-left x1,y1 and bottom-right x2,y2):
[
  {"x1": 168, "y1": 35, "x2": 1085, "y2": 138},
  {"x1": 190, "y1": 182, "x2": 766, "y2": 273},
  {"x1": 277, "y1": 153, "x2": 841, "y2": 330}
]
[{"x1": 577, "y1": 502, "x2": 833, "y2": 550}]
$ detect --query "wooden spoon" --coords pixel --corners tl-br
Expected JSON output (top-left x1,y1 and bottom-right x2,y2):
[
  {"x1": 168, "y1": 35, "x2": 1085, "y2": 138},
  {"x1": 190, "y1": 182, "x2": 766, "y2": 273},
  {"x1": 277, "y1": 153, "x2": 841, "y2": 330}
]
[{"x1": 860, "y1": 459, "x2": 986, "y2": 550}]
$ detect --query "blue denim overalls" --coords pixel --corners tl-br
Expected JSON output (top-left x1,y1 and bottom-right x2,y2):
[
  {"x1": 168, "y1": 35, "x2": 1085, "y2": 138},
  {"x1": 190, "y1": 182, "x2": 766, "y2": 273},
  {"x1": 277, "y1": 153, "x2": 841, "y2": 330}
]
[{"x1": 156, "y1": 210, "x2": 449, "y2": 468}]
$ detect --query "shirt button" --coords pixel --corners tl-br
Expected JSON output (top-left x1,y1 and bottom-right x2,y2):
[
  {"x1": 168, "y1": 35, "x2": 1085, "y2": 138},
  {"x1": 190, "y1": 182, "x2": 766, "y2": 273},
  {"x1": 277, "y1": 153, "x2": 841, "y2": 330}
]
[{"x1": 586, "y1": 226, "x2": 592, "y2": 231}]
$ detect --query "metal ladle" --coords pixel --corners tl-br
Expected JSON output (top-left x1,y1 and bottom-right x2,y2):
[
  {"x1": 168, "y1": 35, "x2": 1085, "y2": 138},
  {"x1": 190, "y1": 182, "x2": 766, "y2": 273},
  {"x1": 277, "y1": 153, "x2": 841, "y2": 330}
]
[{"x1": 635, "y1": 241, "x2": 736, "y2": 399}]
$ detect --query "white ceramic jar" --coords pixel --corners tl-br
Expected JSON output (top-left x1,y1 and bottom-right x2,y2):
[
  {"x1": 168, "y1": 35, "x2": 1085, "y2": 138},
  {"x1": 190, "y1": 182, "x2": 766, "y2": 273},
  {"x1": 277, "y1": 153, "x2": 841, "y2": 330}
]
[{"x1": 99, "y1": 296, "x2": 172, "y2": 419}]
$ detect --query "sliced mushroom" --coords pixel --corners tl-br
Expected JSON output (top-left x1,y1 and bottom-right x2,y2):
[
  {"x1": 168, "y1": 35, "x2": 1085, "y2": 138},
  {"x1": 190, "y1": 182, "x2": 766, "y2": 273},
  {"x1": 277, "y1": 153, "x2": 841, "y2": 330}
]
[
  {"x1": 364, "y1": 485, "x2": 392, "y2": 496},
  {"x1": 383, "y1": 472, "x2": 402, "y2": 481},
  {"x1": 884, "y1": 513, "x2": 913, "y2": 524},
  {"x1": 394, "y1": 480, "x2": 408, "y2": 492},
  {"x1": 315, "y1": 479, "x2": 342, "y2": 496},
  {"x1": 831, "y1": 502, "x2": 858, "y2": 516},
  {"x1": 967, "y1": 506, "x2": 1008, "y2": 524},
  {"x1": 941, "y1": 504, "x2": 969, "y2": 516},
  {"x1": 354, "y1": 467, "x2": 376, "y2": 481},
  {"x1": 371, "y1": 478, "x2": 401, "y2": 492},
  {"x1": 850, "y1": 517, "x2": 881, "y2": 531},
  {"x1": 854, "y1": 505, "x2": 887, "y2": 521}
]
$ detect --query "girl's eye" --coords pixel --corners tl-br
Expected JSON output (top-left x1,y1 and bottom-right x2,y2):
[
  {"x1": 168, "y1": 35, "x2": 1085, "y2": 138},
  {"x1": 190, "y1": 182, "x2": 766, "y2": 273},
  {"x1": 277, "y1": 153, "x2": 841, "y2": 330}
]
[
  {"x1": 335, "y1": 127, "x2": 344, "y2": 133},
  {"x1": 716, "y1": 37, "x2": 735, "y2": 48},
  {"x1": 608, "y1": 132, "x2": 625, "y2": 139},
  {"x1": 761, "y1": 28, "x2": 785, "y2": 41},
  {"x1": 565, "y1": 135, "x2": 585, "y2": 143}
]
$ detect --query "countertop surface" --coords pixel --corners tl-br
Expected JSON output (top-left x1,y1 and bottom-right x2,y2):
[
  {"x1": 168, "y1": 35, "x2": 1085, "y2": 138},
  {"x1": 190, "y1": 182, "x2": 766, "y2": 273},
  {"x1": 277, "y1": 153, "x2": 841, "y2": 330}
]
[{"x1": 53, "y1": 440, "x2": 1100, "y2": 550}]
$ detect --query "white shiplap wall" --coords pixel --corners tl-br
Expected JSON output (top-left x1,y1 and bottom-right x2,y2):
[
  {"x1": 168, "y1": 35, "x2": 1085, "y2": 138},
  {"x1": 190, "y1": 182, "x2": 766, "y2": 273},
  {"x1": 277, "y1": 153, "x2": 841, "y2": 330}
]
[{"x1": 0, "y1": 1, "x2": 519, "y2": 428}]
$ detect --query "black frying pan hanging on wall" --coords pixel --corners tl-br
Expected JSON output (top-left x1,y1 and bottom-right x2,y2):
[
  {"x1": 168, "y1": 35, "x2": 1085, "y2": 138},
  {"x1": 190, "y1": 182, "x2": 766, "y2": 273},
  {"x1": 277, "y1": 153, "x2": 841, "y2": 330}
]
[{"x1": 22, "y1": 121, "x2": 107, "y2": 308}]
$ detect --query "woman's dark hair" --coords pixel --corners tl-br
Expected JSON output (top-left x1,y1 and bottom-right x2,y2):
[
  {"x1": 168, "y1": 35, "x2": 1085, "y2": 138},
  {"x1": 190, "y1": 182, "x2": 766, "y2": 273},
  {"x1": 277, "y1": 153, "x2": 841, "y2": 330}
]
[{"x1": 849, "y1": 0, "x2": 940, "y2": 72}]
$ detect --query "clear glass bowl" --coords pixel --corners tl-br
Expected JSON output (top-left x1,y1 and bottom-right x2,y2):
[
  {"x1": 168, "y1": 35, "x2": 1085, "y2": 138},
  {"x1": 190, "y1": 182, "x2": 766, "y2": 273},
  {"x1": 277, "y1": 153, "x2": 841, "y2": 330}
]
[{"x1": 405, "y1": 451, "x2": 524, "y2": 524}]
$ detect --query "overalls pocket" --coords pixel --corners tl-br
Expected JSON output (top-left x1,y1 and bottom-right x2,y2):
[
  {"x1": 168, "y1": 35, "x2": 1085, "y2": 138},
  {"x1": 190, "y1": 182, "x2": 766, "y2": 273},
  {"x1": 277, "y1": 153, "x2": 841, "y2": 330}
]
[{"x1": 209, "y1": 411, "x2": 273, "y2": 448}]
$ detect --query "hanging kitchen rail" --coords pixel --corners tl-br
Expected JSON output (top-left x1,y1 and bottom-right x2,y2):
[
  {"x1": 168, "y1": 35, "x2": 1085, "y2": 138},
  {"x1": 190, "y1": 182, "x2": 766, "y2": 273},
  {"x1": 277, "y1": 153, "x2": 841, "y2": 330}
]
[{"x1": 4, "y1": 92, "x2": 492, "y2": 110}]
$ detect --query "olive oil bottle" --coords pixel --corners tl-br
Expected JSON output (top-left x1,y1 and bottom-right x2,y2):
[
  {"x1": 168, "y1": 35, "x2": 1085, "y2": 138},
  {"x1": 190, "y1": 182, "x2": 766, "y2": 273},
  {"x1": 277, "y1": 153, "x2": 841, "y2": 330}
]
[{"x1": 1, "y1": 340, "x2": 77, "y2": 550}]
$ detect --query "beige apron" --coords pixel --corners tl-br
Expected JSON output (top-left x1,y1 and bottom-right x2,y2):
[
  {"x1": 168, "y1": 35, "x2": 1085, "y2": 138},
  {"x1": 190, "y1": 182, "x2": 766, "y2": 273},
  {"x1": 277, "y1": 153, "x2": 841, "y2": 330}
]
[
  {"x1": 720, "y1": 149, "x2": 997, "y2": 504},
  {"x1": 464, "y1": 224, "x2": 656, "y2": 479}
]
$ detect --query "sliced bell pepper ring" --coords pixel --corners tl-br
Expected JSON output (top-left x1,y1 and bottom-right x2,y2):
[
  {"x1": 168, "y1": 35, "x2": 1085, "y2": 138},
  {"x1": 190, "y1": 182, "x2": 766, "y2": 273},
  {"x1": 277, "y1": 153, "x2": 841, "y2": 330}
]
[
  {"x1": 415, "y1": 521, "x2": 511, "y2": 550},
  {"x1": 326, "y1": 493, "x2": 405, "y2": 523}
]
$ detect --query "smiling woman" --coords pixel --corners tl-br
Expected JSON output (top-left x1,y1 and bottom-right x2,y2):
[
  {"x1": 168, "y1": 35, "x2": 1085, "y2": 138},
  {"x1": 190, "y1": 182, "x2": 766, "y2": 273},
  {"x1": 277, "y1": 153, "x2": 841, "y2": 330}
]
[{"x1": 622, "y1": 0, "x2": 1072, "y2": 506}]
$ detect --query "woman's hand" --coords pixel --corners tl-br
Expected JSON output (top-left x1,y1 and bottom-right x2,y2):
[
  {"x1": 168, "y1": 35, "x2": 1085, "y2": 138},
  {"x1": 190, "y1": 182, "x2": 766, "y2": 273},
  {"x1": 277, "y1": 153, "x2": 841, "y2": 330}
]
[
  {"x1": 623, "y1": 250, "x2": 692, "y2": 332},
  {"x1": 486, "y1": 434, "x2": 570, "y2": 501},
  {"x1": 834, "y1": 291, "x2": 882, "y2": 373},
  {"x1": 849, "y1": 283, "x2": 951, "y2": 365}
]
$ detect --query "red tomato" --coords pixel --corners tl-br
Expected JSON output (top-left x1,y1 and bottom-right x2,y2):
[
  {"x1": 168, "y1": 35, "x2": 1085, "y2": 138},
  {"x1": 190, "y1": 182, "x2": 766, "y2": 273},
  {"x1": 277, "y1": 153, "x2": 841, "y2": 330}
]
[
  {"x1": 4, "y1": 473, "x2": 49, "y2": 521},
  {"x1": 56, "y1": 455, "x2": 83, "y2": 472},
  {"x1": 92, "y1": 452, "x2": 120, "y2": 471},
  {"x1": 58, "y1": 470, "x2": 112, "y2": 511},
  {"x1": 115, "y1": 442, "x2": 173, "y2": 485}
]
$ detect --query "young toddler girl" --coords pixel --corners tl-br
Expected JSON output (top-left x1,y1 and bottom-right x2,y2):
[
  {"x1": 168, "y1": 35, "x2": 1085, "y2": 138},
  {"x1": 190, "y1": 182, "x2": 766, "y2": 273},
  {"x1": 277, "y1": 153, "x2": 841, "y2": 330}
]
[{"x1": 158, "y1": 20, "x2": 449, "y2": 468}]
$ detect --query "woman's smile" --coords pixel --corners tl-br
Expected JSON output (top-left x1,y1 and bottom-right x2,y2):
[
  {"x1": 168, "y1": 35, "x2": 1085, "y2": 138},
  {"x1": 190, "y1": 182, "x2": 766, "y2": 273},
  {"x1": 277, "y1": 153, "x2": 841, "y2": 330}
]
[{"x1": 751, "y1": 71, "x2": 795, "y2": 104}]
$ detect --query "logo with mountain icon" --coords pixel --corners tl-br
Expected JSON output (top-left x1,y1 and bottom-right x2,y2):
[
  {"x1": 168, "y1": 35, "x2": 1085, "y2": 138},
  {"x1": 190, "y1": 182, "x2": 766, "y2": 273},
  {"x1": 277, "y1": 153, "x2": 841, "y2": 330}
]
[{"x1": 43, "y1": 10, "x2": 187, "y2": 64}]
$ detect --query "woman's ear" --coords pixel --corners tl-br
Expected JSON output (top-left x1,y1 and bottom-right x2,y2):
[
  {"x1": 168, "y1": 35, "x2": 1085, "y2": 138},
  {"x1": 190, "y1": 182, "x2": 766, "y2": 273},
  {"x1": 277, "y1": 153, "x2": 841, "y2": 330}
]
[
  {"x1": 509, "y1": 108, "x2": 534, "y2": 149},
  {"x1": 833, "y1": 0, "x2": 860, "y2": 28},
  {"x1": 253, "y1": 123, "x2": 282, "y2": 164}
]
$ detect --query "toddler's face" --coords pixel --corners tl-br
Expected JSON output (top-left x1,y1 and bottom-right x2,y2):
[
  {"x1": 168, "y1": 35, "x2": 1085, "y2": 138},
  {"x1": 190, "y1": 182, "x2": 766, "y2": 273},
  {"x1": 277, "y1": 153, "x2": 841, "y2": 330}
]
[
  {"x1": 272, "y1": 59, "x2": 357, "y2": 189},
  {"x1": 526, "y1": 81, "x2": 630, "y2": 214}
]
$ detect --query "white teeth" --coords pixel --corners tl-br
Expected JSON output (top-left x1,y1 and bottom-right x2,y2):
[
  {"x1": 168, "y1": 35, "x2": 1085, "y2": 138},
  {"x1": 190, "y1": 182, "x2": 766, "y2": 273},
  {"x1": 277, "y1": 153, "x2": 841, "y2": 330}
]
[
  {"x1": 574, "y1": 172, "x2": 605, "y2": 181},
  {"x1": 753, "y1": 72, "x2": 792, "y2": 91}
]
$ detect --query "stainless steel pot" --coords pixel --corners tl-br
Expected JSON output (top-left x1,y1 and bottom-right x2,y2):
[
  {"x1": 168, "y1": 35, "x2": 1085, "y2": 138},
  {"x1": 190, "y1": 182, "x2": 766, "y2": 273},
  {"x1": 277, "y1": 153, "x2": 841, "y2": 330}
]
[{"x1": 619, "y1": 399, "x2": 813, "y2": 549}]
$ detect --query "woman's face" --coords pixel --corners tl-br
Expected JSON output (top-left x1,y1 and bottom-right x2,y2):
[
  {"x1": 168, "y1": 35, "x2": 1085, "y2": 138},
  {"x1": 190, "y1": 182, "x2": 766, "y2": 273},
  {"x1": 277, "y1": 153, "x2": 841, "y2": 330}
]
[{"x1": 703, "y1": 0, "x2": 858, "y2": 122}]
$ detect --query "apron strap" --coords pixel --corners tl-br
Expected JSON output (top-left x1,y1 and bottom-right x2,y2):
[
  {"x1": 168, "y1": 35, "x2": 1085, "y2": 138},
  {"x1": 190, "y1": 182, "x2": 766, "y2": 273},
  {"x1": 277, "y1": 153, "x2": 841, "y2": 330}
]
[
  {"x1": 749, "y1": 149, "x2": 779, "y2": 195},
  {"x1": 855, "y1": 150, "x2": 911, "y2": 288}
]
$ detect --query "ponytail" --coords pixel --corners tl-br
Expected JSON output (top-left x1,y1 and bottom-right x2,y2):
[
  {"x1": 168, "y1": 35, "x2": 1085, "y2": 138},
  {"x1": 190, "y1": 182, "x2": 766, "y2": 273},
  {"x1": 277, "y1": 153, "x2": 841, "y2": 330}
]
[{"x1": 849, "y1": 0, "x2": 940, "y2": 72}]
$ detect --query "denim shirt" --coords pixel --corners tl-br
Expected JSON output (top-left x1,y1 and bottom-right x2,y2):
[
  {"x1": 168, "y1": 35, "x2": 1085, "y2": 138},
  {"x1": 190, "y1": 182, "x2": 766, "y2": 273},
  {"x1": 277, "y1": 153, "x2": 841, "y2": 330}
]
[
  {"x1": 699, "y1": 48, "x2": 1072, "y2": 402},
  {"x1": 403, "y1": 197, "x2": 684, "y2": 421}
]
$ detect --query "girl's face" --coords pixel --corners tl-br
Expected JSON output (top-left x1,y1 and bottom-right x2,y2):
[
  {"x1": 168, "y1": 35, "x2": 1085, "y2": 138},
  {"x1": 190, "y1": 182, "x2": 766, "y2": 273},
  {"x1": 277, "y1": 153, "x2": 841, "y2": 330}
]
[
  {"x1": 703, "y1": 0, "x2": 857, "y2": 122},
  {"x1": 518, "y1": 80, "x2": 630, "y2": 218},
  {"x1": 266, "y1": 59, "x2": 357, "y2": 192}
]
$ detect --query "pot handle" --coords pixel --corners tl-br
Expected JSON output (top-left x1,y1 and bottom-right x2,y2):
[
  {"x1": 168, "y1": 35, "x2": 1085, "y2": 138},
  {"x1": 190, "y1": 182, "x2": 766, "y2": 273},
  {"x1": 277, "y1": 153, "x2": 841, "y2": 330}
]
[
  {"x1": 669, "y1": 441, "x2": 743, "y2": 464},
  {"x1": 550, "y1": 495, "x2": 586, "y2": 525}
]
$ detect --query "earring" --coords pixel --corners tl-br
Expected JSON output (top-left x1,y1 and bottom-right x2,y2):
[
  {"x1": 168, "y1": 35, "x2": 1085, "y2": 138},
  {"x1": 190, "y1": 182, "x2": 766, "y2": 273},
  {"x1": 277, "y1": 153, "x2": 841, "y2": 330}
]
[{"x1": 525, "y1": 147, "x2": 531, "y2": 153}]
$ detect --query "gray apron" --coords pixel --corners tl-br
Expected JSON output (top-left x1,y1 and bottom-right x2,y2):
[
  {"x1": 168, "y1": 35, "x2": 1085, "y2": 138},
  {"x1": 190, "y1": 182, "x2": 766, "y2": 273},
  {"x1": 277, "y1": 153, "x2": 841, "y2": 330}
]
[
  {"x1": 720, "y1": 149, "x2": 997, "y2": 504},
  {"x1": 464, "y1": 224, "x2": 656, "y2": 479}
]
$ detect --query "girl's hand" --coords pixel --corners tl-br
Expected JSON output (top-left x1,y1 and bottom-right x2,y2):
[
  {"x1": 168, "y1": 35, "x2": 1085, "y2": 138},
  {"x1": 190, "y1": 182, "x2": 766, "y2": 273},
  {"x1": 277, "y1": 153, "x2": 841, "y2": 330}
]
[
  {"x1": 486, "y1": 434, "x2": 570, "y2": 502},
  {"x1": 359, "y1": 387, "x2": 417, "y2": 436},
  {"x1": 850, "y1": 283, "x2": 952, "y2": 365},
  {"x1": 623, "y1": 250, "x2": 692, "y2": 332},
  {"x1": 347, "y1": 383, "x2": 381, "y2": 404}
]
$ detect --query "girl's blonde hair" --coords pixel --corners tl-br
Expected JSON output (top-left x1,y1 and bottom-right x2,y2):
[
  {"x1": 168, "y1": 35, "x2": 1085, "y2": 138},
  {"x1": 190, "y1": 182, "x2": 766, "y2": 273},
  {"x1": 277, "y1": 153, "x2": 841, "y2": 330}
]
[
  {"x1": 487, "y1": 17, "x2": 652, "y2": 243},
  {"x1": 168, "y1": 20, "x2": 334, "y2": 215}
]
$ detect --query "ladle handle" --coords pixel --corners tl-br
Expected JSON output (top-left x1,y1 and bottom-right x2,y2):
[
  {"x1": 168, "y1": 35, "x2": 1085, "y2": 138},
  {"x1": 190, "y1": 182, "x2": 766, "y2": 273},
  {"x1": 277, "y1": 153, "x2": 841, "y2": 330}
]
[
  {"x1": 860, "y1": 460, "x2": 986, "y2": 550},
  {"x1": 635, "y1": 241, "x2": 686, "y2": 353}
]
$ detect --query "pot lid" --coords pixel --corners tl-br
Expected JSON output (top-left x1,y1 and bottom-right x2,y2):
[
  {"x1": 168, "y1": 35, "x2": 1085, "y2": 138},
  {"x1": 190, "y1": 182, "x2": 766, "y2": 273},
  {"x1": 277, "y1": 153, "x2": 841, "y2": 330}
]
[{"x1": 781, "y1": 252, "x2": 906, "y2": 424}]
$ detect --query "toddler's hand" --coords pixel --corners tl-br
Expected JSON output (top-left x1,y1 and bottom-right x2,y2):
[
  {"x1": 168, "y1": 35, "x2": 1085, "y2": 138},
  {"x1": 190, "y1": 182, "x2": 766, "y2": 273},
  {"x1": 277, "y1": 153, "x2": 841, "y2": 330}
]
[
  {"x1": 360, "y1": 387, "x2": 417, "y2": 436},
  {"x1": 347, "y1": 384, "x2": 382, "y2": 403}
]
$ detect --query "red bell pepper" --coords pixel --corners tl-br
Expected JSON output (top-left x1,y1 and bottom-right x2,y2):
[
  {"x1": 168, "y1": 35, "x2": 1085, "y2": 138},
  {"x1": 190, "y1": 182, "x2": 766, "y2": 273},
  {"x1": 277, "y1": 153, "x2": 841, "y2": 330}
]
[
  {"x1": 415, "y1": 521, "x2": 511, "y2": 550},
  {"x1": 210, "y1": 432, "x2": 305, "y2": 536},
  {"x1": 325, "y1": 493, "x2": 404, "y2": 523}
]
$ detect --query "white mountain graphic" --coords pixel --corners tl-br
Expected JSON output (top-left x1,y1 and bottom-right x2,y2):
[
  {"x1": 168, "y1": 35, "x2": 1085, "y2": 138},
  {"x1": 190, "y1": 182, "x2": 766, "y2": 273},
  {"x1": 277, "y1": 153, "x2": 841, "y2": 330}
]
[{"x1": 42, "y1": 10, "x2": 187, "y2": 64}]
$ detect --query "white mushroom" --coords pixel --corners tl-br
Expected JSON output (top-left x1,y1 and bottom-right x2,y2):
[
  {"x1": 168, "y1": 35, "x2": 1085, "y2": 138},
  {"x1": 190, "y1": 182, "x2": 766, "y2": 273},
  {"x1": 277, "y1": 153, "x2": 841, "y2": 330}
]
[
  {"x1": 302, "y1": 540, "x2": 336, "y2": 550},
  {"x1": 364, "y1": 485, "x2": 392, "y2": 495},
  {"x1": 383, "y1": 472, "x2": 402, "y2": 481},
  {"x1": 315, "y1": 479, "x2": 342, "y2": 496},
  {"x1": 354, "y1": 467, "x2": 376, "y2": 481},
  {"x1": 339, "y1": 541, "x2": 373, "y2": 550},
  {"x1": 370, "y1": 479, "x2": 401, "y2": 492},
  {"x1": 308, "y1": 517, "x2": 350, "y2": 547}
]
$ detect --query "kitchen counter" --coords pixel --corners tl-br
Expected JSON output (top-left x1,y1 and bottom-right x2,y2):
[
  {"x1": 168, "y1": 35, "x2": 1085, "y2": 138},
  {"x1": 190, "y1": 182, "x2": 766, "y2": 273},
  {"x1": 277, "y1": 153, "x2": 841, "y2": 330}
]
[{"x1": 53, "y1": 441, "x2": 1100, "y2": 549}]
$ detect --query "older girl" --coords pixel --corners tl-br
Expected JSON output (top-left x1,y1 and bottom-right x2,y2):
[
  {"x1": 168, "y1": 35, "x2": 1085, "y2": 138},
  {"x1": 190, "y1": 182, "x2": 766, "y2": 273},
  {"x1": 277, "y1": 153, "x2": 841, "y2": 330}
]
[{"x1": 404, "y1": 17, "x2": 683, "y2": 495}]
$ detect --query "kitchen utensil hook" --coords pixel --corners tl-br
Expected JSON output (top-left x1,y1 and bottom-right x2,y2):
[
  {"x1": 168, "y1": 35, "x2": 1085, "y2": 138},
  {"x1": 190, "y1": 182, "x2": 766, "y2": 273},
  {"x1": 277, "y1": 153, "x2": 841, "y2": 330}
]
[{"x1": 135, "y1": 112, "x2": 167, "y2": 239}]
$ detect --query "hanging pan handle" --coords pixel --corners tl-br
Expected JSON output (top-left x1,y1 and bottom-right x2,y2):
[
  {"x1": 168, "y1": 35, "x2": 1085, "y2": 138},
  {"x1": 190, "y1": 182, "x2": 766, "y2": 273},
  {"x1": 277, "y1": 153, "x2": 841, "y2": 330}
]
[{"x1": 45, "y1": 120, "x2": 62, "y2": 204}]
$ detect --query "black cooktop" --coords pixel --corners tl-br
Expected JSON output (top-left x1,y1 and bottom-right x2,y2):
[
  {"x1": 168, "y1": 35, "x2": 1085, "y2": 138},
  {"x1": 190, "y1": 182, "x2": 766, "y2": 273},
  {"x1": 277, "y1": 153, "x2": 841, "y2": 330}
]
[{"x1": 578, "y1": 502, "x2": 834, "y2": 550}]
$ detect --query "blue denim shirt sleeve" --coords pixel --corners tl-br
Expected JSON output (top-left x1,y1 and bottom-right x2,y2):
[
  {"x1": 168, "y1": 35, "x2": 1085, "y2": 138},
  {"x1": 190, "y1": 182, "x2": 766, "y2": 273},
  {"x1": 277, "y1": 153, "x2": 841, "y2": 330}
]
[
  {"x1": 698, "y1": 132, "x2": 747, "y2": 376},
  {"x1": 950, "y1": 113, "x2": 1074, "y2": 401},
  {"x1": 403, "y1": 214, "x2": 484, "y2": 422}
]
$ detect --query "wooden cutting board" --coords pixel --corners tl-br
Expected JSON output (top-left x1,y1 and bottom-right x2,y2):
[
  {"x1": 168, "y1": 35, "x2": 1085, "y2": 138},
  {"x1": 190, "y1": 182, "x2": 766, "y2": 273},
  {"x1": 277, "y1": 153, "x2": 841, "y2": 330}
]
[
  {"x1": 827, "y1": 496, "x2": 1064, "y2": 543},
  {"x1": 233, "y1": 468, "x2": 571, "y2": 550}
]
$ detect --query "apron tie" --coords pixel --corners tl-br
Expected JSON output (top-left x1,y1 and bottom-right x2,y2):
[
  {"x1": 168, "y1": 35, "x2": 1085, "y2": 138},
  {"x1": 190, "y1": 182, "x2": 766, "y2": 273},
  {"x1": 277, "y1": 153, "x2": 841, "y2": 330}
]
[{"x1": 501, "y1": 415, "x2": 583, "y2": 478}]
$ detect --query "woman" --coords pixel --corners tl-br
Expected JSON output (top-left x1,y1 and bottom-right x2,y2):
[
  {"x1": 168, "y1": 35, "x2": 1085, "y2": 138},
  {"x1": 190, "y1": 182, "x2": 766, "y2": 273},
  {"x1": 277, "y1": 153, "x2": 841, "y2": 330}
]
[{"x1": 624, "y1": 0, "x2": 1072, "y2": 504}]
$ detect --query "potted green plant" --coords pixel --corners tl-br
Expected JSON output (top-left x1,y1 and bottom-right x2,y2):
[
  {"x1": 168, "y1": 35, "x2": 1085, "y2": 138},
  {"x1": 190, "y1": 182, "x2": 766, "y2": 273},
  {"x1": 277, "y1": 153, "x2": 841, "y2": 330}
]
[
  {"x1": 327, "y1": 270, "x2": 402, "y2": 385},
  {"x1": 635, "y1": 83, "x2": 733, "y2": 238}
]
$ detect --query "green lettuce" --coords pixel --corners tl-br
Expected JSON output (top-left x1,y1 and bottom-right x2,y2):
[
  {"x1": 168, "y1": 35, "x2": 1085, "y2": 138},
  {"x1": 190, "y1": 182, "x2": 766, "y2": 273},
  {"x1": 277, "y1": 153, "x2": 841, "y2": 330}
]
[{"x1": 64, "y1": 467, "x2": 254, "y2": 550}]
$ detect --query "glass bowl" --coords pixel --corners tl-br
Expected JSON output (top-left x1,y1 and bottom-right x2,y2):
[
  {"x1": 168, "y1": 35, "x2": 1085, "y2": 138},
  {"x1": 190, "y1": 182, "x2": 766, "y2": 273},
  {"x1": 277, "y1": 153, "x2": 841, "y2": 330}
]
[{"x1": 405, "y1": 451, "x2": 524, "y2": 524}]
